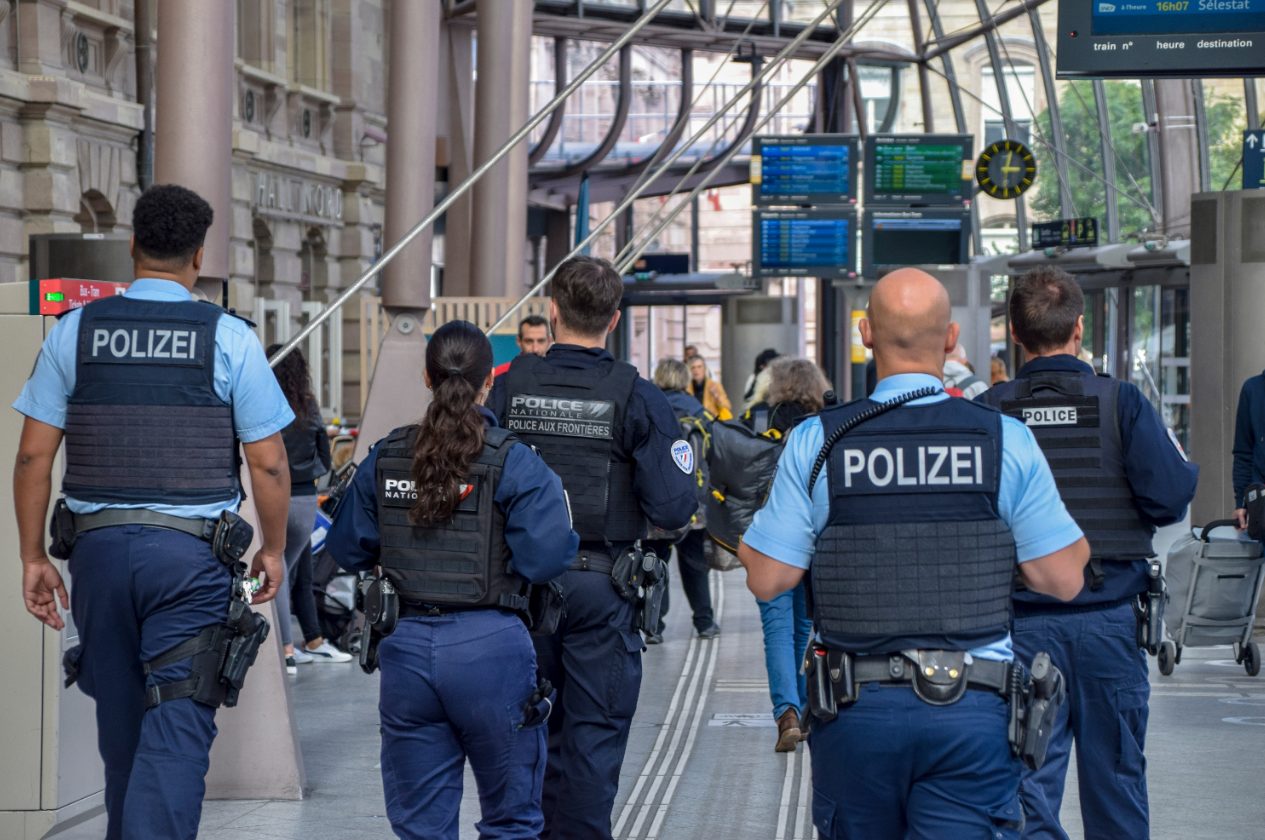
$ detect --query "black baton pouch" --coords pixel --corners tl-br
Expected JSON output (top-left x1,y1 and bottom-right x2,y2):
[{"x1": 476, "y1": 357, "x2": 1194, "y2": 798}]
[
  {"x1": 212, "y1": 511, "x2": 255, "y2": 566},
  {"x1": 48, "y1": 499, "x2": 76, "y2": 560}
]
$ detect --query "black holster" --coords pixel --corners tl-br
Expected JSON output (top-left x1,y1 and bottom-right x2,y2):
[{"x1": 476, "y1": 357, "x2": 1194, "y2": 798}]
[
  {"x1": 357, "y1": 575, "x2": 399, "y2": 674},
  {"x1": 48, "y1": 499, "x2": 76, "y2": 560},
  {"x1": 1133, "y1": 559, "x2": 1165, "y2": 655},
  {"x1": 527, "y1": 580, "x2": 565, "y2": 637},
  {"x1": 1007, "y1": 651, "x2": 1065, "y2": 771},
  {"x1": 611, "y1": 545, "x2": 669, "y2": 635},
  {"x1": 805, "y1": 645, "x2": 855, "y2": 724},
  {"x1": 142, "y1": 594, "x2": 270, "y2": 709},
  {"x1": 211, "y1": 510, "x2": 254, "y2": 567}
]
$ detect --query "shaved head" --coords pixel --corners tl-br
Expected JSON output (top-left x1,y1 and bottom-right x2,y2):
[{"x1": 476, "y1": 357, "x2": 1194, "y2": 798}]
[{"x1": 860, "y1": 269, "x2": 959, "y2": 380}]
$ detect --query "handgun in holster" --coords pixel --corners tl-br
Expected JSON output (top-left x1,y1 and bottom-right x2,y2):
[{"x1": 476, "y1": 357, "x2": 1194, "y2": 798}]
[
  {"x1": 48, "y1": 499, "x2": 76, "y2": 560},
  {"x1": 358, "y1": 575, "x2": 399, "y2": 674},
  {"x1": 1132, "y1": 558, "x2": 1165, "y2": 655},
  {"x1": 634, "y1": 548, "x2": 668, "y2": 636},
  {"x1": 1010, "y1": 651, "x2": 1065, "y2": 771}
]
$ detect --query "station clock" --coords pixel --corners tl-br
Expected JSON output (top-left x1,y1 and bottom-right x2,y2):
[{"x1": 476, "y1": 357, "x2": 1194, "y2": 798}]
[{"x1": 975, "y1": 139, "x2": 1037, "y2": 200}]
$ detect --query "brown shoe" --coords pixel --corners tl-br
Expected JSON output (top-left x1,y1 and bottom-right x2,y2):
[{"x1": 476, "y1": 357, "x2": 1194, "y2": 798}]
[{"x1": 775, "y1": 708, "x2": 801, "y2": 752}]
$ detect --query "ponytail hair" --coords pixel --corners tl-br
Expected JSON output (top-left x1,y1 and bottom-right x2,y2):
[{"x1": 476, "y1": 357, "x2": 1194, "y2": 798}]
[{"x1": 410, "y1": 320, "x2": 494, "y2": 526}]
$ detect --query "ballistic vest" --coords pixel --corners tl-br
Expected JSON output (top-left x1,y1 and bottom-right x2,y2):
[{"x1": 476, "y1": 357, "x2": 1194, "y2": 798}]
[
  {"x1": 500, "y1": 353, "x2": 643, "y2": 546},
  {"x1": 63, "y1": 296, "x2": 238, "y2": 505},
  {"x1": 981, "y1": 371, "x2": 1154, "y2": 564},
  {"x1": 811, "y1": 396, "x2": 1016, "y2": 655},
  {"x1": 374, "y1": 425, "x2": 529, "y2": 614}
]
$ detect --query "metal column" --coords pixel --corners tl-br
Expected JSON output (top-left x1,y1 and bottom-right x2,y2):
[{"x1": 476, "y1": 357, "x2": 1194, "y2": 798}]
[
  {"x1": 153, "y1": 0, "x2": 234, "y2": 299},
  {"x1": 471, "y1": 0, "x2": 533, "y2": 297},
  {"x1": 355, "y1": 0, "x2": 443, "y2": 458},
  {"x1": 1153, "y1": 79, "x2": 1199, "y2": 239}
]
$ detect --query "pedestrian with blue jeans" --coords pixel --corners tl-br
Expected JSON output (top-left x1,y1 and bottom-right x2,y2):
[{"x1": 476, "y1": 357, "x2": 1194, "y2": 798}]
[{"x1": 740, "y1": 356, "x2": 830, "y2": 751}]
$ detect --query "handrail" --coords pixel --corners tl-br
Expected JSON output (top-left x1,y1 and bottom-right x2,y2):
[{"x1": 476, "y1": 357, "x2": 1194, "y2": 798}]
[
  {"x1": 613, "y1": 0, "x2": 886, "y2": 275},
  {"x1": 485, "y1": 0, "x2": 845, "y2": 337},
  {"x1": 268, "y1": 0, "x2": 677, "y2": 367}
]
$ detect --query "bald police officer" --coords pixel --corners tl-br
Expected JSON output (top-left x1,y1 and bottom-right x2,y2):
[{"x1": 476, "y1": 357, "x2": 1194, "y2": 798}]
[
  {"x1": 489, "y1": 256, "x2": 696, "y2": 840},
  {"x1": 739, "y1": 269, "x2": 1089, "y2": 838},
  {"x1": 14, "y1": 184, "x2": 293, "y2": 840},
  {"x1": 979, "y1": 266, "x2": 1197, "y2": 839}
]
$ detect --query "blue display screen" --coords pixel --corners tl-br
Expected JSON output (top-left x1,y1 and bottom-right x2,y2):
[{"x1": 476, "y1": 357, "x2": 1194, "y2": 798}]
[
  {"x1": 756, "y1": 211, "x2": 854, "y2": 278},
  {"x1": 1092, "y1": 1, "x2": 1265, "y2": 36},
  {"x1": 756, "y1": 141, "x2": 853, "y2": 203}
]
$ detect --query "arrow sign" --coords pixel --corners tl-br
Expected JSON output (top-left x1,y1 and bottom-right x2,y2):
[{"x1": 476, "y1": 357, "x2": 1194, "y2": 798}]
[{"x1": 1246, "y1": 130, "x2": 1265, "y2": 191}]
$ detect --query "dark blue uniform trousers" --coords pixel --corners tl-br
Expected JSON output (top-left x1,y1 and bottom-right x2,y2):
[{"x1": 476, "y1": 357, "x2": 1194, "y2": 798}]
[
  {"x1": 377, "y1": 610, "x2": 546, "y2": 840},
  {"x1": 68, "y1": 526, "x2": 232, "y2": 840},
  {"x1": 1012, "y1": 601, "x2": 1149, "y2": 840},
  {"x1": 535, "y1": 569, "x2": 643, "y2": 840},
  {"x1": 808, "y1": 684, "x2": 1024, "y2": 840}
]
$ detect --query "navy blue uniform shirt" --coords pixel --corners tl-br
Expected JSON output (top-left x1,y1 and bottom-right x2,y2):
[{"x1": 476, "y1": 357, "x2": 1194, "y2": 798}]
[
  {"x1": 489, "y1": 345, "x2": 696, "y2": 534},
  {"x1": 326, "y1": 407, "x2": 578, "y2": 584},
  {"x1": 1233, "y1": 372, "x2": 1265, "y2": 507},
  {"x1": 980, "y1": 356, "x2": 1197, "y2": 606}
]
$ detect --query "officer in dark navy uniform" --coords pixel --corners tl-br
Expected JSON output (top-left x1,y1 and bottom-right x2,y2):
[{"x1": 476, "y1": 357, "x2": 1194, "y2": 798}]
[
  {"x1": 978, "y1": 266, "x2": 1198, "y2": 840},
  {"x1": 739, "y1": 269, "x2": 1089, "y2": 839},
  {"x1": 13, "y1": 184, "x2": 294, "y2": 840},
  {"x1": 489, "y1": 256, "x2": 696, "y2": 840},
  {"x1": 326, "y1": 320, "x2": 577, "y2": 839}
]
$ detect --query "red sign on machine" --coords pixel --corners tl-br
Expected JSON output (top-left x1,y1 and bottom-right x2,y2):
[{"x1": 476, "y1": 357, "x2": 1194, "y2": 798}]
[{"x1": 37, "y1": 278, "x2": 128, "y2": 315}]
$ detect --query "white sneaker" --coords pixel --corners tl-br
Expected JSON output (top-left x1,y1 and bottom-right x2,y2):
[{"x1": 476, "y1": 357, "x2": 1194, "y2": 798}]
[
  {"x1": 285, "y1": 656, "x2": 297, "y2": 675},
  {"x1": 304, "y1": 640, "x2": 352, "y2": 663},
  {"x1": 291, "y1": 647, "x2": 314, "y2": 665}
]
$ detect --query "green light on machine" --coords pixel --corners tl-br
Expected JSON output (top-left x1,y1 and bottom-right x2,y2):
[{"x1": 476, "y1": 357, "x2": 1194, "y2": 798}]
[{"x1": 44, "y1": 292, "x2": 65, "y2": 302}]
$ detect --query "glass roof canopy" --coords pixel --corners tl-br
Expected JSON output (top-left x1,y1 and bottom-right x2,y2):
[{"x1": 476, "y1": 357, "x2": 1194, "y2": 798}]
[{"x1": 462, "y1": 0, "x2": 1263, "y2": 251}]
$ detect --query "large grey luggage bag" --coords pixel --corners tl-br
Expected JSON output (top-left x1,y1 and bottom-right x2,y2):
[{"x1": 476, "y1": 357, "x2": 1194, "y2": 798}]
[{"x1": 1160, "y1": 519, "x2": 1265, "y2": 677}]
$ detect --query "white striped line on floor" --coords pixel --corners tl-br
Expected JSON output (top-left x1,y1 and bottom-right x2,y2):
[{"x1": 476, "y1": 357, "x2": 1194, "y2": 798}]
[
  {"x1": 614, "y1": 572, "x2": 725, "y2": 840},
  {"x1": 775, "y1": 735, "x2": 813, "y2": 840}
]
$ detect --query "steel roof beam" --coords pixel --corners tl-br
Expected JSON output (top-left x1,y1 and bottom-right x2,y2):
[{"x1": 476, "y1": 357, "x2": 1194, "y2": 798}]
[
  {"x1": 612, "y1": 48, "x2": 694, "y2": 178},
  {"x1": 554, "y1": 45, "x2": 634, "y2": 178},
  {"x1": 528, "y1": 38, "x2": 569, "y2": 166},
  {"x1": 922, "y1": 0, "x2": 1052, "y2": 63}
]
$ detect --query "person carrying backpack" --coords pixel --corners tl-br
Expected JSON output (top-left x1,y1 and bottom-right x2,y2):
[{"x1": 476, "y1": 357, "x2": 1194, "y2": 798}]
[{"x1": 644, "y1": 359, "x2": 720, "y2": 643}]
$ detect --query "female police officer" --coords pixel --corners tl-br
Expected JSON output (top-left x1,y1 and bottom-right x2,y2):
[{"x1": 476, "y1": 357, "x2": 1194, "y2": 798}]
[{"x1": 326, "y1": 320, "x2": 577, "y2": 839}]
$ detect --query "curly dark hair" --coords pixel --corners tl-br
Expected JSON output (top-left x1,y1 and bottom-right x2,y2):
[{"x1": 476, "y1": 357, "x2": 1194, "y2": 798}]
[
  {"x1": 266, "y1": 343, "x2": 319, "y2": 420},
  {"x1": 410, "y1": 320, "x2": 493, "y2": 526},
  {"x1": 132, "y1": 184, "x2": 213, "y2": 267}
]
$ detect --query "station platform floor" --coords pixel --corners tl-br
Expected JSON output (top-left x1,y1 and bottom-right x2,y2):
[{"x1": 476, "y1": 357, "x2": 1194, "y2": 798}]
[{"x1": 198, "y1": 539, "x2": 1265, "y2": 840}]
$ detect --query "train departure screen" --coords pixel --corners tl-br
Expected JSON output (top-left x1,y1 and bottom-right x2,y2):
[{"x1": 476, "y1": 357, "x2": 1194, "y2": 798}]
[
  {"x1": 753, "y1": 210, "x2": 855, "y2": 279},
  {"x1": 1092, "y1": 1, "x2": 1265, "y2": 36},
  {"x1": 862, "y1": 210, "x2": 971, "y2": 278},
  {"x1": 752, "y1": 136, "x2": 858, "y2": 206},
  {"x1": 865, "y1": 135, "x2": 973, "y2": 206}
]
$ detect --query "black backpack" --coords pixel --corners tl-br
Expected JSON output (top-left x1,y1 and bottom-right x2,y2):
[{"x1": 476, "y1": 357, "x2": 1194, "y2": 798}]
[{"x1": 704, "y1": 419, "x2": 786, "y2": 554}]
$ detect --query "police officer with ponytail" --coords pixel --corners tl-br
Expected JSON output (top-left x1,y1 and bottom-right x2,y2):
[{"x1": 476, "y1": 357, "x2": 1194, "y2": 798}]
[
  {"x1": 978, "y1": 266, "x2": 1197, "y2": 839},
  {"x1": 326, "y1": 319, "x2": 577, "y2": 840},
  {"x1": 489, "y1": 256, "x2": 696, "y2": 840},
  {"x1": 739, "y1": 269, "x2": 1089, "y2": 838}
]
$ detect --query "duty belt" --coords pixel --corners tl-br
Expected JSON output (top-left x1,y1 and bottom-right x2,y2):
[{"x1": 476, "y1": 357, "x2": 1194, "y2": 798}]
[
  {"x1": 73, "y1": 508, "x2": 217, "y2": 542},
  {"x1": 852, "y1": 652, "x2": 1011, "y2": 695},
  {"x1": 570, "y1": 551, "x2": 616, "y2": 574}
]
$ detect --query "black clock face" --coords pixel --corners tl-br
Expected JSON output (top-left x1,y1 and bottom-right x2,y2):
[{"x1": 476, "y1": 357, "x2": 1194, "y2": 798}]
[{"x1": 975, "y1": 140, "x2": 1037, "y2": 200}]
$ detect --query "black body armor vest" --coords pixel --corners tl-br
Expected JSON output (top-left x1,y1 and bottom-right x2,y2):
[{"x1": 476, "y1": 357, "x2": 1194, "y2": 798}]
[
  {"x1": 499, "y1": 354, "x2": 644, "y2": 545},
  {"x1": 374, "y1": 425, "x2": 530, "y2": 614},
  {"x1": 63, "y1": 296, "x2": 238, "y2": 505},
  {"x1": 982, "y1": 371, "x2": 1154, "y2": 562},
  {"x1": 811, "y1": 397, "x2": 1016, "y2": 655}
]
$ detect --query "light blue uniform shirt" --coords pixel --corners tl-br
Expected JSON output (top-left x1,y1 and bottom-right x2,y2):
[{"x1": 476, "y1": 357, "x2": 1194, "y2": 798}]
[
  {"x1": 743, "y1": 373, "x2": 1084, "y2": 662},
  {"x1": 13, "y1": 278, "x2": 295, "y2": 519}
]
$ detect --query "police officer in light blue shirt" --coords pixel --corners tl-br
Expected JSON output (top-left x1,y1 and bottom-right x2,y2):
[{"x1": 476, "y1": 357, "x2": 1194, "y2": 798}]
[
  {"x1": 738, "y1": 269, "x2": 1089, "y2": 840},
  {"x1": 14, "y1": 185, "x2": 294, "y2": 840}
]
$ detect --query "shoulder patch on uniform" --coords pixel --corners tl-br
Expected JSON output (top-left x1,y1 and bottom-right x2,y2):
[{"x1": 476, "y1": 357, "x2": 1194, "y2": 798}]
[{"x1": 671, "y1": 439, "x2": 694, "y2": 474}]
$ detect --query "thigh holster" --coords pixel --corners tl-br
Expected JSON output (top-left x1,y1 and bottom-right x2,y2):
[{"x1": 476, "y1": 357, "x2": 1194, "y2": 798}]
[{"x1": 142, "y1": 600, "x2": 270, "y2": 709}]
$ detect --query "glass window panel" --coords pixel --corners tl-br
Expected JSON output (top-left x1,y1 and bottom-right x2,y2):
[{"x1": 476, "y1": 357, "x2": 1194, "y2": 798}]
[{"x1": 1202, "y1": 78, "x2": 1248, "y2": 192}]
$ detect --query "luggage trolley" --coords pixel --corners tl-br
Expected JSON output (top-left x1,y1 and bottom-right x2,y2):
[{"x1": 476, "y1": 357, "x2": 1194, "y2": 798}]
[{"x1": 1159, "y1": 520, "x2": 1265, "y2": 676}]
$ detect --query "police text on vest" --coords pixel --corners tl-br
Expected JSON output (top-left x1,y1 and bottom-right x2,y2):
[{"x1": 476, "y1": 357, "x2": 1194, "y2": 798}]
[
  {"x1": 840, "y1": 445, "x2": 984, "y2": 488},
  {"x1": 1021, "y1": 406, "x2": 1078, "y2": 426},
  {"x1": 91, "y1": 327, "x2": 198, "y2": 360}
]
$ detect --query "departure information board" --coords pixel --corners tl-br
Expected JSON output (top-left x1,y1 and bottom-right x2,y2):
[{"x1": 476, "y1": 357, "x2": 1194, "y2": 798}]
[
  {"x1": 751, "y1": 135, "x2": 859, "y2": 206},
  {"x1": 753, "y1": 210, "x2": 856, "y2": 279},
  {"x1": 864, "y1": 135, "x2": 973, "y2": 207},
  {"x1": 1058, "y1": 2, "x2": 1265, "y2": 77},
  {"x1": 861, "y1": 209, "x2": 971, "y2": 278}
]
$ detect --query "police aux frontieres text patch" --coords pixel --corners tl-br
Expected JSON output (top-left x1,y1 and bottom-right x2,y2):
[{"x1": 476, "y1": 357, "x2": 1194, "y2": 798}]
[{"x1": 671, "y1": 439, "x2": 694, "y2": 474}]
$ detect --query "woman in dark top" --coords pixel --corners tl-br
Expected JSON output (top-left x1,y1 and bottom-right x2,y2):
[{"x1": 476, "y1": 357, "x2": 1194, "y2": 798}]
[
  {"x1": 267, "y1": 344, "x2": 346, "y2": 671},
  {"x1": 739, "y1": 357, "x2": 830, "y2": 752}
]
